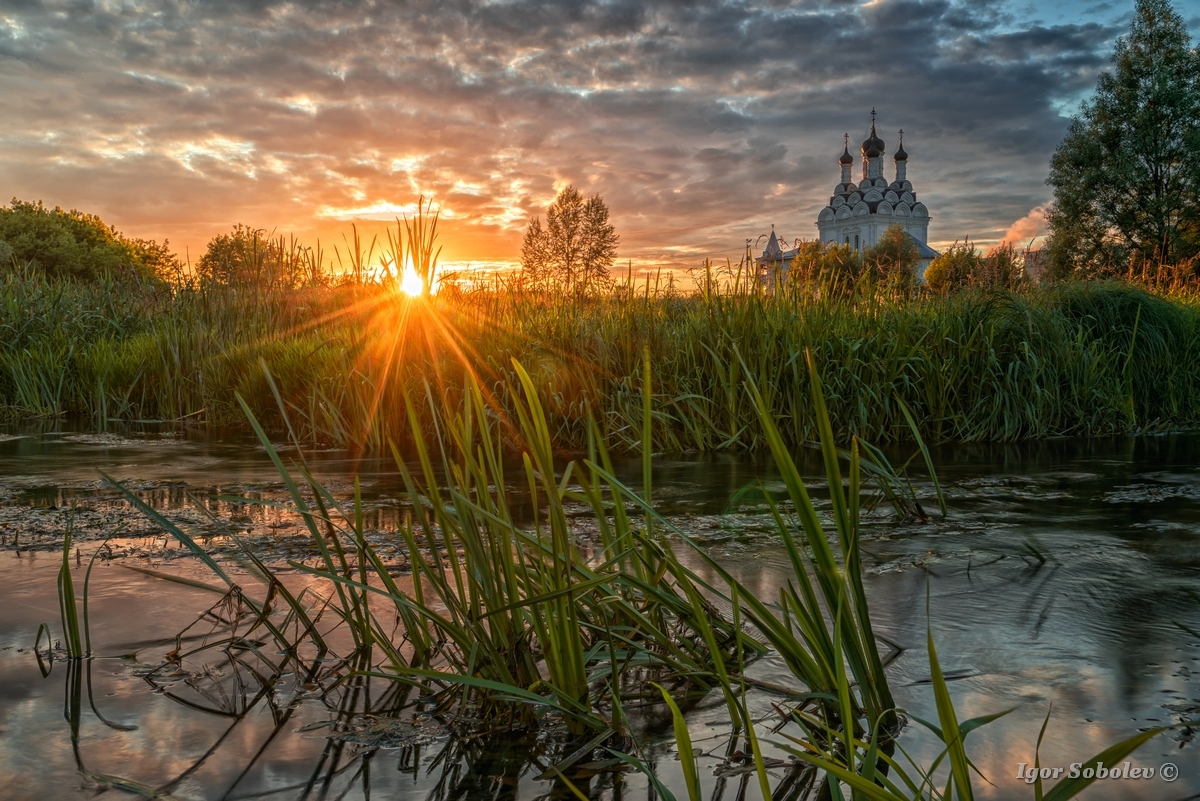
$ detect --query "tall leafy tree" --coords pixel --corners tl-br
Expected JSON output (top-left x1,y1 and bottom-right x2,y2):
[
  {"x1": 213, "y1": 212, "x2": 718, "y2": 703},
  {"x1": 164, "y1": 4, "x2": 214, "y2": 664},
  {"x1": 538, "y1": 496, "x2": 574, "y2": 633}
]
[
  {"x1": 520, "y1": 186, "x2": 618, "y2": 297},
  {"x1": 1046, "y1": 0, "x2": 1200, "y2": 272}
]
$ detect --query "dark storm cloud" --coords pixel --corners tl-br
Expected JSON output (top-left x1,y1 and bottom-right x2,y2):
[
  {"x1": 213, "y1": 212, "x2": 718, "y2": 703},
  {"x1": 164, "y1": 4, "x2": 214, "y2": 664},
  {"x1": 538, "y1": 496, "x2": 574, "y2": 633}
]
[{"x1": 0, "y1": 0, "x2": 1155, "y2": 269}]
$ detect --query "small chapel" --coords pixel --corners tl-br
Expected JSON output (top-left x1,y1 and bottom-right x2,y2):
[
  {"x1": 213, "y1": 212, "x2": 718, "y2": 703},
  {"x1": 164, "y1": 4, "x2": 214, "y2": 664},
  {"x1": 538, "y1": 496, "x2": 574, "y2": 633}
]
[{"x1": 760, "y1": 111, "x2": 939, "y2": 280}]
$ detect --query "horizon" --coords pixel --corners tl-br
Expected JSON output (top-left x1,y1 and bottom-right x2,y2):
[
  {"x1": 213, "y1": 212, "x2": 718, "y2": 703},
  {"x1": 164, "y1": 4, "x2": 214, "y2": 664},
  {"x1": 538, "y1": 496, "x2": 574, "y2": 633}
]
[{"x1": 3, "y1": 0, "x2": 1199, "y2": 279}]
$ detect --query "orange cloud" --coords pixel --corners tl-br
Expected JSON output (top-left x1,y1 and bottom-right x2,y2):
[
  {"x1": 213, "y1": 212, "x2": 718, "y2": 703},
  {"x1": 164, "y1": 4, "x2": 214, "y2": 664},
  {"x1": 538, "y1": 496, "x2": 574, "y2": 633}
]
[{"x1": 1002, "y1": 206, "x2": 1048, "y2": 248}]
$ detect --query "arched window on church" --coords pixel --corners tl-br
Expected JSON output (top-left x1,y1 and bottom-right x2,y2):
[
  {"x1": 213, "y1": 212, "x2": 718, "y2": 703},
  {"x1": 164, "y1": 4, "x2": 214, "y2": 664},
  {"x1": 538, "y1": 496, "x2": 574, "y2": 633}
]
[
  {"x1": 844, "y1": 236, "x2": 850, "y2": 246},
  {"x1": 854, "y1": 234, "x2": 859, "y2": 250}
]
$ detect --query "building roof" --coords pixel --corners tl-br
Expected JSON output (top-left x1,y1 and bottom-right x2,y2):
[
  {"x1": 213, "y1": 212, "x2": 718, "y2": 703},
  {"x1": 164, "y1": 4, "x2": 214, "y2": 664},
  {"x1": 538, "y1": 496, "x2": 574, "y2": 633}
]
[
  {"x1": 907, "y1": 232, "x2": 939, "y2": 259},
  {"x1": 862, "y1": 121, "x2": 885, "y2": 157},
  {"x1": 763, "y1": 228, "x2": 783, "y2": 258}
]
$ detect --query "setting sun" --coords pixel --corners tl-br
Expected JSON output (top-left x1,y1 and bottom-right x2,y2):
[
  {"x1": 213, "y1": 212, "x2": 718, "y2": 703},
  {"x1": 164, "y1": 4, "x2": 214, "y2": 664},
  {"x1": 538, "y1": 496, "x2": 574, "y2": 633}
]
[{"x1": 400, "y1": 265, "x2": 424, "y2": 296}]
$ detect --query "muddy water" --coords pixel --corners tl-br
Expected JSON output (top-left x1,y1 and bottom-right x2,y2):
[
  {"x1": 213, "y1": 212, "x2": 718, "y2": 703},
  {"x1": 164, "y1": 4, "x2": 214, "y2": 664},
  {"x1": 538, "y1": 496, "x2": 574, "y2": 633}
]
[{"x1": 0, "y1": 425, "x2": 1198, "y2": 800}]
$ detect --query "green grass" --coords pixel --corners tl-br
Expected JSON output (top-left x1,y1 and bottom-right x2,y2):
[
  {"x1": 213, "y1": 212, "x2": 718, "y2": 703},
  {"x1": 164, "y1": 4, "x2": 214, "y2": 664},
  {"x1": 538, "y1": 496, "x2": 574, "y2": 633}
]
[
  {"x1": 47, "y1": 348, "x2": 1176, "y2": 799},
  {"x1": 3, "y1": 263, "x2": 1200, "y2": 450}
]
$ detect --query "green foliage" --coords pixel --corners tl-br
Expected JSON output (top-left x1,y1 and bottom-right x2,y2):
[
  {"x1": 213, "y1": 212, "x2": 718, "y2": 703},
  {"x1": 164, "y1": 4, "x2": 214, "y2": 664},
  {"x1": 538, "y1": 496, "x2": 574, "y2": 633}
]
[
  {"x1": 196, "y1": 223, "x2": 324, "y2": 289},
  {"x1": 520, "y1": 185, "x2": 619, "y2": 298},
  {"x1": 773, "y1": 240, "x2": 863, "y2": 294},
  {"x1": 1046, "y1": 0, "x2": 1200, "y2": 270},
  {"x1": 0, "y1": 199, "x2": 178, "y2": 282},
  {"x1": 775, "y1": 227, "x2": 919, "y2": 295},
  {"x1": 923, "y1": 242, "x2": 982, "y2": 295},
  {"x1": 2, "y1": 263, "x2": 1199, "y2": 443},
  {"x1": 864, "y1": 224, "x2": 921, "y2": 286},
  {"x1": 926, "y1": 241, "x2": 1026, "y2": 294},
  {"x1": 973, "y1": 242, "x2": 1026, "y2": 291},
  {"x1": 62, "y1": 331, "x2": 1175, "y2": 799},
  {"x1": 128, "y1": 362, "x2": 765, "y2": 737}
]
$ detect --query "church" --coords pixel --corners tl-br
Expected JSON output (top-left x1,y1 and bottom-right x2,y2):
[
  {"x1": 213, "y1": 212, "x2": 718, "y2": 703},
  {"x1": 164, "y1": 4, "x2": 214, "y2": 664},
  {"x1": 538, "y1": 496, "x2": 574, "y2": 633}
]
[{"x1": 760, "y1": 112, "x2": 939, "y2": 280}]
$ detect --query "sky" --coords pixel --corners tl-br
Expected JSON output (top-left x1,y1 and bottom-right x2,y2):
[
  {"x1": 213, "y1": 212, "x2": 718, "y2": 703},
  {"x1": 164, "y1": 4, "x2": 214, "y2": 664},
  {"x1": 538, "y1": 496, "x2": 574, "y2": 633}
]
[{"x1": 2, "y1": 0, "x2": 1198, "y2": 278}]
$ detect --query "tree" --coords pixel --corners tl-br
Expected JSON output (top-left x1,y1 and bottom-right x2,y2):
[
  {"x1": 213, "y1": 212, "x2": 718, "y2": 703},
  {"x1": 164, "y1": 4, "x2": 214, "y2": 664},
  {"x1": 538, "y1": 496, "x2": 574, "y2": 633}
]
[
  {"x1": 197, "y1": 224, "x2": 323, "y2": 290},
  {"x1": 863, "y1": 224, "x2": 920, "y2": 287},
  {"x1": 197, "y1": 224, "x2": 275, "y2": 287},
  {"x1": 924, "y1": 242, "x2": 982, "y2": 295},
  {"x1": 1046, "y1": 0, "x2": 1200, "y2": 273},
  {"x1": 0, "y1": 198, "x2": 177, "y2": 282},
  {"x1": 520, "y1": 186, "x2": 618, "y2": 297}
]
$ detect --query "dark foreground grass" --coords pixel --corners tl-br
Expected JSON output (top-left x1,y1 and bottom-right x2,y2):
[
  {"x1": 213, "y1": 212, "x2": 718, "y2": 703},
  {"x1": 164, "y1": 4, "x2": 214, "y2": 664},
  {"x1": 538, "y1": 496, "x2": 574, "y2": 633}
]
[{"x1": 3, "y1": 267, "x2": 1199, "y2": 453}]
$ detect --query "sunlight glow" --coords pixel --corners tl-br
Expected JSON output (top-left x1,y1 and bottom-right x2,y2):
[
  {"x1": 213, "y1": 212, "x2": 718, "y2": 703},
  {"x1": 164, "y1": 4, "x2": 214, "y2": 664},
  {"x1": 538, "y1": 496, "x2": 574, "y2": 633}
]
[{"x1": 400, "y1": 265, "x2": 424, "y2": 296}]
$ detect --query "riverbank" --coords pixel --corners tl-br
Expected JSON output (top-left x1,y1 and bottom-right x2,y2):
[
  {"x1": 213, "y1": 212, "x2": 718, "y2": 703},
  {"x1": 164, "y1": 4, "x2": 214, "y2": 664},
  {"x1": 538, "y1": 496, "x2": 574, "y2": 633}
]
[{"x1": 2, "y1": 272, "x2": 1199, "y2": 452}]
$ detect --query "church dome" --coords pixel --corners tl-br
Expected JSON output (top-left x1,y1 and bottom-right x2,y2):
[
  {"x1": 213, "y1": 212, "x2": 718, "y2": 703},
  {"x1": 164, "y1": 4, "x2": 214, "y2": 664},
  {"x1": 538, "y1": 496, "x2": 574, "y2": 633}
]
[
  {"x1": 816, "y1": 117, "x2": 934, "y2": 265},
  {"x1": 861, "y1": 122, "x2": 885, "y2": 157}
]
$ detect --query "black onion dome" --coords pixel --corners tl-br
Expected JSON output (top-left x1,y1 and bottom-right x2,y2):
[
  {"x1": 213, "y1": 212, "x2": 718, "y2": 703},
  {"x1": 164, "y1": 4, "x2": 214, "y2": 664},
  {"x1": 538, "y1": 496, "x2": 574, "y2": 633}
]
[
  {"x1": 894, "y1": 130, "x2": 908, "y2": 161},
  {"x1": 861, "y1": 122, "x2": 885, "y2": 156},
  {"x1": 839, "y1": 144, "x2": 854, "y2": 165}
]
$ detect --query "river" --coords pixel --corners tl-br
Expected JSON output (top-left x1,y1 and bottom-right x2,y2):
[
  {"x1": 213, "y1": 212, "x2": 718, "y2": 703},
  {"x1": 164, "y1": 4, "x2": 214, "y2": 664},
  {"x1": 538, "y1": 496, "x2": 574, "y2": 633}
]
[{"x1": 0, "y1": 425, "x2": 1197, "y2": 800}]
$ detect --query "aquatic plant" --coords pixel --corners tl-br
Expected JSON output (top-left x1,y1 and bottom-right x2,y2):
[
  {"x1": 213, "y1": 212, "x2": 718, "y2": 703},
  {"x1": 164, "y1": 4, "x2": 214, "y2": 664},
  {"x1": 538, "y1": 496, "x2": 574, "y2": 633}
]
[
  {"x1": 3, "y1": 259, "x2": 1200, "y2": 447},
  {"x1": 55, "y1": 351, "x2": 1178, "y2": 799},
  {"x1": 107, "y1": 362, "x2": 768, "y2": 740},
  {"x1": 39, "y1": 522, "x2": 109, "y2": 661}
]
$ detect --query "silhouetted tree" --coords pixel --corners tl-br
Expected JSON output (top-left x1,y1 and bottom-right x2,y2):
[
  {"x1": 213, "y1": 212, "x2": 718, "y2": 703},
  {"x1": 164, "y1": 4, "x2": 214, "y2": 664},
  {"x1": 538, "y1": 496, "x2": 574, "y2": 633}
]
[
  {"x1": 520, "y1": 186, "x2": 618, "y2": 298},
  {"x1": 1046, "y1": 0, "x2": 1200, "y2": 274},
  {"x1": 197, "y1": 224, "x2": 323, "y2": 290}
]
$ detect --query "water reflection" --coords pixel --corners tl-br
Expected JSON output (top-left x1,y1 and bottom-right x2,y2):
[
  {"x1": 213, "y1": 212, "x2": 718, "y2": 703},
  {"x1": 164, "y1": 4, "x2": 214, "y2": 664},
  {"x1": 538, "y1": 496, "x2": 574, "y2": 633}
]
[{"x1": 2, "y1": 429, "x2": 1200, "y2": 799}]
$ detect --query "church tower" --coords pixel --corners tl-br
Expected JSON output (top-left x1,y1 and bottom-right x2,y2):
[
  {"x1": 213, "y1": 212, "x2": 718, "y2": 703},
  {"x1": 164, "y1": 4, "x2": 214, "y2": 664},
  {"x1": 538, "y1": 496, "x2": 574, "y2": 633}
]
[{"x1": 815, "y1": 110, "x2": 937, "y2": 270}]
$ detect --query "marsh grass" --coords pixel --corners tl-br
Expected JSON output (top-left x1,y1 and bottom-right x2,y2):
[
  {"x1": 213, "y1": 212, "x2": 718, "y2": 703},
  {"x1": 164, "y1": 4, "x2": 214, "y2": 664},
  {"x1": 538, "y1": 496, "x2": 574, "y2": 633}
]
[
  {"x1": 51, "y1": 352, "x2": 928, "y2": 782},
  {"x1": 3, "y1": 262, "x2": 1199, "y2": 450},
  {"x1": 40, "y1": 346, "x2": 1178, "y2": 798}
]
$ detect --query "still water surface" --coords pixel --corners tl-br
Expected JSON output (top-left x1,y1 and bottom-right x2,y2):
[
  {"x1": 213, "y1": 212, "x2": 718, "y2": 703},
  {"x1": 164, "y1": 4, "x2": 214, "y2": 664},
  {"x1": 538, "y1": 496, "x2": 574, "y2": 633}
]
[{"x1": 1, "y1": 426, "x2": 1198, "y2": 800}]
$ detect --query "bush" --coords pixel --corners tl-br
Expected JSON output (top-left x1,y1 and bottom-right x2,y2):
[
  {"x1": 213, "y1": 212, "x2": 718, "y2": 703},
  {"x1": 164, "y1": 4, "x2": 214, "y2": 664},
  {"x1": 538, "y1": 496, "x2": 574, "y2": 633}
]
[
  {"x1": 0, "y1": 199, "x2": 177, "y2": 282},
  {"x1": 924, "y1": 241, "x2": 982, "y2": 294},
  {"x1": 927, "y1": 240, "x2": 1029, "y2": 294},
  {"x1": 863, "y1": 224, "x2": 920, "y2": 287},
  {"x1": 780, "y1": 225, "x2": 920, "y2": 296},
  {"x1": 197, "y1": 224, "x2": 324, "y2": 289},
  {"x1": 973, "y1": 242, "x2": 1026, "y2": 291},
  {"x1": 777, "y1": 240, "x2": 862, "y2": 294}
]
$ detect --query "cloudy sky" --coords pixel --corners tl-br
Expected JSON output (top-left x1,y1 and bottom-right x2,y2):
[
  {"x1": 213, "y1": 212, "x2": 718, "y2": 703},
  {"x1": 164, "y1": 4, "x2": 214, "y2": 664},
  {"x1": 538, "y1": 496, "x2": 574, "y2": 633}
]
[{"x1": 2, "y1": 0, "x2": 1198, "y2": 276}]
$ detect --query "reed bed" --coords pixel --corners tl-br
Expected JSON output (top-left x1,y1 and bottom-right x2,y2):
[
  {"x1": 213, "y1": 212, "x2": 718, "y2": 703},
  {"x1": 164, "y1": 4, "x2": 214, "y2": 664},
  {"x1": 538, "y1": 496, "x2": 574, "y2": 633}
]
[
  {"x1": 3, "y1": 266, "x2": 1198, "y2": 451},
  {"x1": 35, "y1": 352, "x2": 1172, "y2": 799}
]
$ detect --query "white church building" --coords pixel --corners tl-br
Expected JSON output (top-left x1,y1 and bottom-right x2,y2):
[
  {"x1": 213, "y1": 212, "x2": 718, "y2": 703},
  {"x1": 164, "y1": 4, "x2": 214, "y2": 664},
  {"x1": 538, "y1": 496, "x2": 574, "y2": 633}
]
[{"x1": 760, "y1": 112, "x2": 939, "y2": 279}]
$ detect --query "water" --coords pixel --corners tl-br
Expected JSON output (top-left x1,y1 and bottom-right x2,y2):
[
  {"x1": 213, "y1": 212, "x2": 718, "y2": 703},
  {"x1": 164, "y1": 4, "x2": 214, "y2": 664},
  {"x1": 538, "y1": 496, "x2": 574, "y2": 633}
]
[{"x1": 1, "y1": 425, "x2": 1198, "y2": 799}]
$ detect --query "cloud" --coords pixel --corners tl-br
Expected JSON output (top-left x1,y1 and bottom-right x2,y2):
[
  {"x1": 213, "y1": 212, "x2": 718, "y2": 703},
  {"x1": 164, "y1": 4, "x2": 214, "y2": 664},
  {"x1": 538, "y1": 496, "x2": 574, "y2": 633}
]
[
  {"x1": 0, "y1": 0, "x2": 1163, "y2": 275},
  {"x1": 1002, "y1": 205, "x2": 1049, "y2": 247}
]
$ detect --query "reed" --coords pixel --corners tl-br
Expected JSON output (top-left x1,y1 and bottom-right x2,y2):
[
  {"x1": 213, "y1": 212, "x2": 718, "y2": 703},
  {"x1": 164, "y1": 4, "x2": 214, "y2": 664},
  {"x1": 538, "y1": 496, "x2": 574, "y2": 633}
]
[
  {"x1": 3, "y1": 264, "x2": 1199, "y2": 448},
  {"x1": 45, "y1": 522, "x2": 110, "y2": 660},
  {"x1": 133, "y1": 360, "x2": 768, "y2": 738},
  {"x1": 75, "y1": 349, "x2": 1179, "y2": 799},
  {"x1": 632, "y1": 621, "x2": 1168, "y2": 800}
]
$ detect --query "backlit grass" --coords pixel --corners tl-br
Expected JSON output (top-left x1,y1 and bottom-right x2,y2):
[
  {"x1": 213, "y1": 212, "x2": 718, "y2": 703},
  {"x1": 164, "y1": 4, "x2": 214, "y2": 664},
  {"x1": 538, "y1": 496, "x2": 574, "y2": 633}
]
[{"x1": 2, "y1": 265, "x2": 1199, "y2": 451}]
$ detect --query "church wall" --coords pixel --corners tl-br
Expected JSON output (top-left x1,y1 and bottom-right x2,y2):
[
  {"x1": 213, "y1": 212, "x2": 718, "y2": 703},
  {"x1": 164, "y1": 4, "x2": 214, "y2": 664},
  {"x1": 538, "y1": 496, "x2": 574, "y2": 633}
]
[{"x1": 816, "y1": 218, "x2": 928, "y2": 252}]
